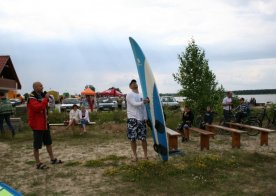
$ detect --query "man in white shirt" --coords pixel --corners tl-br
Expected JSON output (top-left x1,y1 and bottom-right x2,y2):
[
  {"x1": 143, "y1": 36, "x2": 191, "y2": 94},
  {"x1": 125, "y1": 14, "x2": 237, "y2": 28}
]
[
  {"x1": 126, "y1": 79, "x2": 149, "y2": 162},
  {"x1": 222, "y1": 91, "x2": 233, "y2": 122}
]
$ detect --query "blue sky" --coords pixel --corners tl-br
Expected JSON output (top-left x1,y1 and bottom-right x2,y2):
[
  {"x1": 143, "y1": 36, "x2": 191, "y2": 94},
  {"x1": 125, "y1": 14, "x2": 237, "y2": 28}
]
[{"x1": 1, "y1": 0, "x2": 276, "y2": 95}]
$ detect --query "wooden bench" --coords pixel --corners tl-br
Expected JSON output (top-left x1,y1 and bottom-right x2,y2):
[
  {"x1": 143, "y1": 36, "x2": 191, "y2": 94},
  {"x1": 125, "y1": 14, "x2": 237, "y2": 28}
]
[
  {"x1": 3, "y1": 117, "x2": 22, "y2": 131},
  {"x1": 49, "y1": 122, "x2": 96, "y2": 127},
  {"x1": 226, "y1": 122, "x2": 276, "y2": 146},
  {"x1": 166, "y1": 127, "x2": 181, "y2": 151},
  {"x1": 189, "y1": 127, "x2": 214, "y2": 150},
  {"x1": 206, "y1": 124, "x2": 247, "y2": 148}
]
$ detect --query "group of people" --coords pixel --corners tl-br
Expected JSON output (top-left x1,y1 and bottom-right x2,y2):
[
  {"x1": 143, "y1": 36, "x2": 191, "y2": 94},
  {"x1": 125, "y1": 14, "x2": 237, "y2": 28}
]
[
  {"x1": 222, "y1": 91, "x2": 250, "y2": 123},
  {"x1": 1, "y1": 79, "x2": 253, "y2": 169},
  {"x1": 176, "y1": 91, "x2": 250, "y2": 142},
  {"x1": 65, "y1": 104, "x2": 91, "y2": 135}
]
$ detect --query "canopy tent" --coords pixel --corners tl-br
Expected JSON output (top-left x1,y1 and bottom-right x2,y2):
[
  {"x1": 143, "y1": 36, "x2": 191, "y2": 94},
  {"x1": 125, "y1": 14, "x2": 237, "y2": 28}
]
[
  {"x1": 99, "y1": 88, "x2": 124, "y2": 97},
  {"x1": 81, "y1": 88, "x2": 96, "y2": 96}
]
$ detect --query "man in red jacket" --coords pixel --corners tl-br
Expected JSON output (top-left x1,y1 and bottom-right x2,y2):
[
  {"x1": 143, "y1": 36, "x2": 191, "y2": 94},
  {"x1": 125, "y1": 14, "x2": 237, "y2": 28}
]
[{"x1": 27, "y1": 81, "x2": 63, "y2": 169}]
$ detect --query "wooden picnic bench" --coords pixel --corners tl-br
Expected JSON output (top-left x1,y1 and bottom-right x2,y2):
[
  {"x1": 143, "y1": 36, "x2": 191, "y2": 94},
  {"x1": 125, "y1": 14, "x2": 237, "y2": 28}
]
[
  {"x1": 166, "y1": 127, "x2": 181, "y2": 151},
  {"x1": 206, "y1": 124, "x2": 247, "y2": 148},
  {"x1": 49, "y1": 122, "x2": 96, "y2": 127},
  {"x1": 189, "y1": 127, "x2": 214, "y2": 150},
  {"x1": 4, "y1": 117, "x2": 22, "y2": 131},
  {"x1": 226, "y1": 122, "x2": 276, "y2": 146}
]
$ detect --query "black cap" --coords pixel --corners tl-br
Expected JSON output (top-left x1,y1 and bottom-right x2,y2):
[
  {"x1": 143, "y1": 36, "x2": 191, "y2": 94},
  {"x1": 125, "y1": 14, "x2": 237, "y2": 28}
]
[{"x1": 129, "y1": 79, "x2": 137, "y2": 86}]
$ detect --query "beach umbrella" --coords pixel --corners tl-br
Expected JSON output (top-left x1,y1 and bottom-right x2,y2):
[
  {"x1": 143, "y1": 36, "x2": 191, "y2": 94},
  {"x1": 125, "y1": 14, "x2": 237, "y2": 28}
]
[{"x1": 81, "y1": 88, "x2": 96, "y2": 96}]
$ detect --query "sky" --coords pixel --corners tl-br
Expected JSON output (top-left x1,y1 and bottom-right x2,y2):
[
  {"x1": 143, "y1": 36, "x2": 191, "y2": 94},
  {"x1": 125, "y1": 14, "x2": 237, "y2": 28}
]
[{"x1": 1, "y1": 0, "x2": 276, "y2": 95}]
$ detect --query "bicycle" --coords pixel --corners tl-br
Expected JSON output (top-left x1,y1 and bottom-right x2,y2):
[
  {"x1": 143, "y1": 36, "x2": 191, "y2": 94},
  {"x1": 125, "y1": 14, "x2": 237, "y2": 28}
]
[
  {"x1": 258, "y1": 106, "x2": 276, "y2": 129},
  {"x1": 267, "y1": 109, "x2": 276, "y2": 128},
  {"x1": 219, "y1": 110, "x2": 261, "y2": 136}
]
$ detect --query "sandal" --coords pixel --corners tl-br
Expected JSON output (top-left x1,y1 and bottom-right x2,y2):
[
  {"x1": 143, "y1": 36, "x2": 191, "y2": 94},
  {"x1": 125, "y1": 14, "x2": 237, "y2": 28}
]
[
  {"x1": 36, "y1": 163, "x2": 49, "y2": 170},
  {"x1": 131, "y1": 157, "x2": 138, "y2": 162},
  {"x1": 51, "y1": 158, "x2": 63, "y2": 164}
]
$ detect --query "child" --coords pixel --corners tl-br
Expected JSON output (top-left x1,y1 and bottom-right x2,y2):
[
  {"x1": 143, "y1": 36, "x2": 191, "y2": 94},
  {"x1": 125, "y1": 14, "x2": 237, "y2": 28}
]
[{"x1": 200, "y1": 106, "x2": 214, "y2": 129}]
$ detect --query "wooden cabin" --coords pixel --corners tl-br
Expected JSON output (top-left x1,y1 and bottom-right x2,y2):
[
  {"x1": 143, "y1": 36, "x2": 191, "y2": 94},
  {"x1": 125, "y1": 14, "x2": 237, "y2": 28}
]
[{"x1": 0, "y1": 56, "x2": 21, "y2": 92}]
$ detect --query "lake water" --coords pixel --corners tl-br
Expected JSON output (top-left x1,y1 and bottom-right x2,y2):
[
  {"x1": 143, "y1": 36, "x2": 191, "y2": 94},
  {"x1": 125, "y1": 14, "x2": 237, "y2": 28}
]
[
  {"x1": 236, "y1": 94, "x2": 276, "y2": 104},
  {"x1": 174, "y1": 94, "x2": 276, "y2": 104}
]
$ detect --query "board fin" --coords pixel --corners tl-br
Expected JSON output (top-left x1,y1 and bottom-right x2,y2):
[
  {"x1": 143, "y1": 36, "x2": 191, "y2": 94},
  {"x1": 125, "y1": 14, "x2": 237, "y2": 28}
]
[
  {"x1": 153, "y1": 143, "x2": 168, "y2": 156},
  {"x1": 155, "y1": 120, "x2": 165, "y2": 133}
]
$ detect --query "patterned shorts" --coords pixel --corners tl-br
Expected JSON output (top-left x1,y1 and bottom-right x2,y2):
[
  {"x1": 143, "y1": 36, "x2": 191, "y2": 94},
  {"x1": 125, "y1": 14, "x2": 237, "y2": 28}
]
[{"x1": 127, "y1": 118, "x2": 147, "y2": 141}]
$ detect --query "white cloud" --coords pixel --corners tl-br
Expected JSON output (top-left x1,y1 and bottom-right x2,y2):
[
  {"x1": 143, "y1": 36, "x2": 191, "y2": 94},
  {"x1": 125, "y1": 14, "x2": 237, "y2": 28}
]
[
  {"x1": 1, "y1": 0, "x2": 276, "y2": 95},
  {"x1": 214, "y1": 58, "x2": 276, "y2": 90}
]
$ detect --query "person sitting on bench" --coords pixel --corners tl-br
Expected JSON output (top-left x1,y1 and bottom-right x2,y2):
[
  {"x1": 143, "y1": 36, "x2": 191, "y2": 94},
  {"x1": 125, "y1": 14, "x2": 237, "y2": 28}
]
[
  {"x1": 79, "y1": 106, "x2": 90, "y2": 135},
  {"x1": 200, "y1": 106, "x2": 214, "y2": 129},
  {"x1": 65, "y1": 104, "x2": 80, "y2": 129},
  {"x1": 177, "y1": 105, "x2": 194, "y2": 142}
]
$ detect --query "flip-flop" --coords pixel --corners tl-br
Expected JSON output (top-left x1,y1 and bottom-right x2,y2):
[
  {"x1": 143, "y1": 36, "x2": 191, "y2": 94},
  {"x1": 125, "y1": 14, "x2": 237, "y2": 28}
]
[
  {"x1": 51, "y1": 158, "x2": 63, "y2": 164},
  {"x1": 36, "y1": 163, "x2": 49, "y2": 170}
]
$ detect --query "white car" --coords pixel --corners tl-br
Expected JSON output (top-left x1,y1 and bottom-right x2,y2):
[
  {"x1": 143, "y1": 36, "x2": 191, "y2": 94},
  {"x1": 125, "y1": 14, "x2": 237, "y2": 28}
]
[
  {"x1": 97, "y1": 97, "x2": 116, "y2": 111},
  {"x1": 60, "y1": 98, "x2": 81, "y2": 112},
  {"x1": 161, "y1": 96, "x2": 180, "y2": 109}
]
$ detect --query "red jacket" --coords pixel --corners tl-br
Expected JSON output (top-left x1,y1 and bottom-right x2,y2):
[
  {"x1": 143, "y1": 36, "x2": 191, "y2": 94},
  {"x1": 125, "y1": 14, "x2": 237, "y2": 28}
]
[{"x1": 27, "y1": 94, "x2": 49, "y2": 131}]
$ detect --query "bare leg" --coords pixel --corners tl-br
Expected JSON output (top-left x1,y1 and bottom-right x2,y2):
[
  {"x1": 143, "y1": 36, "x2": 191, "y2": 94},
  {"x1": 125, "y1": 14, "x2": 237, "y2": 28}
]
[
  {"x1": 130, "y1": 141, "x2": 138, "y2": 161},
  {"x1": 141, "y1": 140, "x2": 148, "y2": 159},
  {"x1": 34, "y1": 149, "x2": 40, "y2": 164},
  {"x1": 46, "y1": 145, "x2": 54, "y2": 160}
]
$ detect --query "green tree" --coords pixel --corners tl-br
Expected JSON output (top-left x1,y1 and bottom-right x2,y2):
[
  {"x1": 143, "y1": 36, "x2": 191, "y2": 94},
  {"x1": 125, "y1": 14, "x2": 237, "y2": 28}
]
[
  {"x1": 173, "y1": 39, "x2": 225, "y2": 114},
  {"x1": 85, "y1": 85, "x2": 95, "y2": 91}
]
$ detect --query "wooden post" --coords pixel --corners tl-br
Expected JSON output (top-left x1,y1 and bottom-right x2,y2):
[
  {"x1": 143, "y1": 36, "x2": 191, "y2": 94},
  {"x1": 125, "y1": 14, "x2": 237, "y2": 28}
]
[
  {"x1": 200, "y1": 135, "x2": 210, "y2": 150},
  {"x1": 231, "y1": 132, "x2": 241, "y2": 148},
  {"x1": 260, "y1": 131, "x2": 268, "y2": 146}
]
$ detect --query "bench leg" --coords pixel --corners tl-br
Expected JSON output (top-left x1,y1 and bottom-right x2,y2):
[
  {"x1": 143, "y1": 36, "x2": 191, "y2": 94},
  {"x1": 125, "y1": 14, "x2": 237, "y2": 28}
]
[
  {"x1": 200, "y1": 134, "x2": 210, "y2": 150},
  {"x1": 184, "y1": 128, "x2": 190, "y2": 140},
  {"x1": 260, "y1": 131, "x2": 268, "y2": 146},
  {"x1": 167, "y1": 134, "x2": 179, "y2": 150},
  {"x1": 231, "y1": 132, "x2": 241, "y2": 148}
]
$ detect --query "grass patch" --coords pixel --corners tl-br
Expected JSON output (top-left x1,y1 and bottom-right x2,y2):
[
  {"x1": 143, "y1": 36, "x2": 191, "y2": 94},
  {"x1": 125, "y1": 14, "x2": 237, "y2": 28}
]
[
  {"x1": 64, "y1": 161, "x2": 81, "y2": 167},
  {"x1": 85, "y1": 155, "x2": 127, "y2": 168},
  {"x1": 104, "y1": 152, "x2": 276, "y2": 195}
]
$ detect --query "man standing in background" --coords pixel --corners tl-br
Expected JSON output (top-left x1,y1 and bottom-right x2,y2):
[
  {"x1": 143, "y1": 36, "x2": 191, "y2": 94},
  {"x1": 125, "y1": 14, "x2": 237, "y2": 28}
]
[
  {"x1": 222, "y1": 91, "x2": 233, "y2": 122},
  {"x1": 0, "y1": 91, "x2": 15, "y2": 138}
]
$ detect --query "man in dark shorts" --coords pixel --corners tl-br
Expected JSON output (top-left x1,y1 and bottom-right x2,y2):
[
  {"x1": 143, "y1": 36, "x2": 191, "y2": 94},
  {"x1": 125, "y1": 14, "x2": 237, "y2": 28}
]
[
  {"x1": 27, "y1": 81, "x2": 63, "y2": 169},
  {"x1": 126, "y1": 79, "x2": 150, "y2": 162}
]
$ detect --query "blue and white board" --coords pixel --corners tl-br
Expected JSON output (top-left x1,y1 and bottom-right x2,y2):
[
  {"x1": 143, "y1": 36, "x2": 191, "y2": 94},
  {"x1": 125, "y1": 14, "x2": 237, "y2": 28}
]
[
  {"x1": 129, "y1": 37, "x2": 169, "y2": 161},
  {"x1": 0, "y1": 182, "x2": 23, "y2": 196}
]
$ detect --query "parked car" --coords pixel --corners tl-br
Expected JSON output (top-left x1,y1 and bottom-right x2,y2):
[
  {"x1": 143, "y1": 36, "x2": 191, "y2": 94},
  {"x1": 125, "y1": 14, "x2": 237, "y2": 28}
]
[
  {"x1": 161, "y1": 96, "x2": 180, "y2": 109},
  {"x1": 9, "y1": 98, "x2": 21, "y2": 107},
  {"x1": 60, "y1": 98, "x2": 81, "y2": 112},
  {"x1": 97, "y1": 97, "x2": 116, "y2": 111},
  {"x1": 110, "y1": 97, "x2": 118, "y2": 108}
]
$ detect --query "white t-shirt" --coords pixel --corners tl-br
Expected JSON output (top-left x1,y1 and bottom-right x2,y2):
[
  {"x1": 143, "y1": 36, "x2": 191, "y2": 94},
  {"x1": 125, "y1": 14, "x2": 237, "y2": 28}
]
[
  {"x1": 222, "y1": 97, "x2": 232, "y2": 110},
  {"x1": 79, "y1": 110, "x2": 90, "y2": 122},
  {"x1": 126, "y1": 91, "x2": 147, "y2": 121},
  {"x1": 69, "y1": 109, "x2": 80, "y2": 121}
]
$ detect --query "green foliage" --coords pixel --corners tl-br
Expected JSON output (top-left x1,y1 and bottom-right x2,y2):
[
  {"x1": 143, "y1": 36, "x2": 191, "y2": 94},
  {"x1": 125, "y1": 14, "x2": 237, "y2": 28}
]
[
  {"x1": 163, "y1": 107, "x2": 182, "y2": 129},
  {"x1": 173, "y1": 39, "x2": 225, "y2": 115},
  {"x1": 90, "y1": 110, "x2": 126, "y2": 124},
  {"x1": 85, "y1": 85, "x2": 95, "y2": 91}
]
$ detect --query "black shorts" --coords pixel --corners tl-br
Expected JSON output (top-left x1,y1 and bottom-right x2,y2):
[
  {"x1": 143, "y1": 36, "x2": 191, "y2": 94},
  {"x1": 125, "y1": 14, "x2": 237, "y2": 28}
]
[{"x1": 33, "y1": 130, "x2": 52, "y2": 149}]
